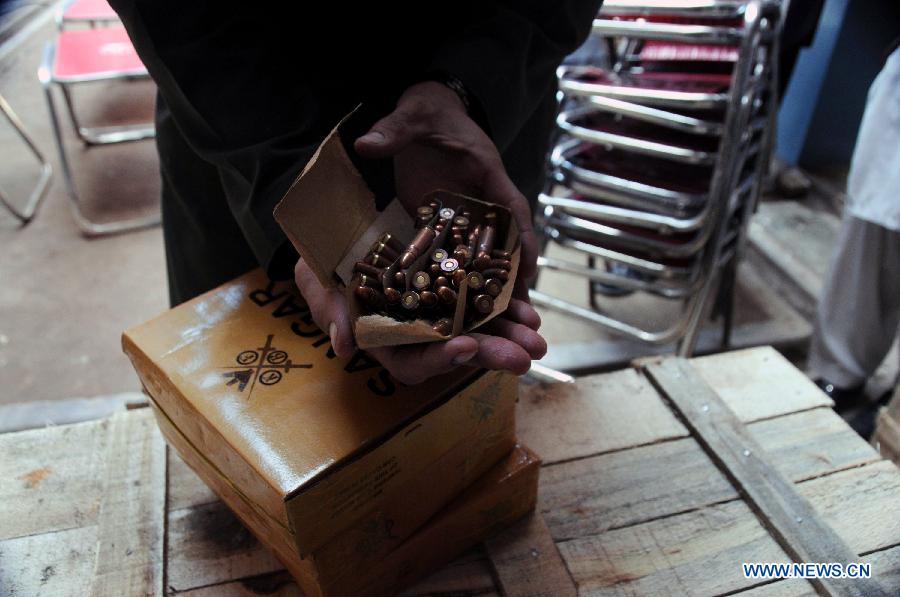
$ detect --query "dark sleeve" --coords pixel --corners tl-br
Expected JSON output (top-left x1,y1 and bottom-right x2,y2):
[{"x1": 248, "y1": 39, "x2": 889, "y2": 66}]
[
  {"x1": 428, "y1": 1, "x2": 602, "y2": 151},
  {"x1": 108, "y1": 1, "x2": 336, "y2": 280}
]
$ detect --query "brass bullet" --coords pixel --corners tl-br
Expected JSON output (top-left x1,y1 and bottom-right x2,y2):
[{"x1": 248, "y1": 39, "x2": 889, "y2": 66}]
[
  {"x1": 367, "y1": 253, "x2": 393, "y2": 268},
  {"x1": 354, "y1": 261, "x2": 384, "y2": 278},
  {"x1": 370, "y1": 240, "x2": 400, "y2": 260},
  {"x1": 400, "y1": 226, "x2": 436, "y2": 268},
  {"x1": 453, "y1": 244, "x2": 471, "y2": 262},
  {"x1": 451, "y1": 268, "x2": 467, "y2": 287},
  {"x1": 477, "y1": 223, "x2": 496, "y2": 259},
  {"x1": 394, "y1": 271, "x2": 406, "y2": 287},
  {"x1": 435, "y1": 275, "x2": 450, "y2": 288},
  {"x1": 431, "y1": 248, "x2": 449, "y2": 263},
  {"x1": 453, "y1": 233, "x2": 465, "y2": 246},
  {"x1": 354, "y1": 286, "x2": 383, "y2": 308},
  {"x1": 437, "y1": 286, "x2": 458, "y2": 305},
  {"x1": 467, "y1": 224, "x2": 481, "y2": 259},
  {"x1": 492, "y1": 249, "x2": 512, "y2": 260},
  {"x1": 401, "y1": 290, "x2": 420, "y2": 310},
  {"x1": 430, "y1": 263, "x2": 442, "y2": 276},
  {"x1": 384, "y1": 287, "x2": 402, "y2": 304},
  {"x1": 466, "y1": 271, "x2": 485, "y2": 289},
  {"x1": 481, "y1": 268, "x2": 509, "y2": 282},
  {"x1": 484, "y1": 278, "x2": 503, "y2": 297},
  {"x1": 452, "y1": 215, "x2": 469, "y2": 228},
  {"x1": 416, "y1": 206, "x2": 434, "y2": 218},
  {"x1": 438, "y1": 207, "x2": 455, "y2": 220},
  {"x1": 379, "y1": 232, "x2": 406, "y2": 253},
  {"x1": 474, "y1": 257, "x2": 511, "y2": 271},
  {"x1": 473, "y1": 294, "x2": 494, "y2": 314},
  {"x1": 420, "y1": 290, "x2": 438, "y2": 307},
  {"x1": 432, "y1": 318, "x2": 452, "y2": 336},
  {"x1": 440, "y1": 258, "x2": 460, "y2": 273},
  {"x1": 357, "y1": 274, "x2": 382, "y2": 289},
  {"x1": 412, "y1": 271, "x2": 431, "y2": 291}
]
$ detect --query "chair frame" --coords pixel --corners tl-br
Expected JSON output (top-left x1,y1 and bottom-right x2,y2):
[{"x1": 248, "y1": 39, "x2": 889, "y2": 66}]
[
  {"x1": 0, "y1": 94, "x2": 53, "y2": 224},
  {"x1": 532, "y1": 0, "x2": 781, "y2": 355},
  {"x1": 38, "y1": 41, "x2": 159, "y2": 236}
]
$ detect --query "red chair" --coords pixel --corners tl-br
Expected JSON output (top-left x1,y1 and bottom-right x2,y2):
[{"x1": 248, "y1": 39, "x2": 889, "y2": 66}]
[
  {"x1": 57, "y1": 0, "x2": 120, "y2": 28},
  {"x1": 39, "y1": 25, "x2": 158, "y2": 235}
]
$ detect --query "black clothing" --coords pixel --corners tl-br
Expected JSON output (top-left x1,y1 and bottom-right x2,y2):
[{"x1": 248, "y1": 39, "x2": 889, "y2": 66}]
[{"x1": 110, "y1": 2, "x2": 601, "y2": 305}]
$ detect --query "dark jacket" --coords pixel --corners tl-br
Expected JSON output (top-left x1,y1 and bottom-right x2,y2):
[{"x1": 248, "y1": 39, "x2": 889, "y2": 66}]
[{"x1": 109, "y1": 1, "x2": 600, "y2": 303}]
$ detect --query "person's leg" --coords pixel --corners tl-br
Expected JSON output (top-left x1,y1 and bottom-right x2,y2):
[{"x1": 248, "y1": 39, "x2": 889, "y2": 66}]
[
  {"x1": 808, "y1": 215, "x2": 900, "y2": 394},
  {"x1": 155, "y1": 93, "x2": 258, "y2": 306}
]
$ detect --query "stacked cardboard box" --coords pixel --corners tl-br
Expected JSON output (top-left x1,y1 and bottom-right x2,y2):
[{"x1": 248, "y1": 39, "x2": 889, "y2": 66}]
[{"x1": 123, "y1": 269, "x2": 538, "y2": 596}]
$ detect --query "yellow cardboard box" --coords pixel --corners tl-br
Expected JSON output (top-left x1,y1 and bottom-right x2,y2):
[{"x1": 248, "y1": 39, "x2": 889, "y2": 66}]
[{"x1": 122, "y1": 269, "x2": 518, "y2": 561}]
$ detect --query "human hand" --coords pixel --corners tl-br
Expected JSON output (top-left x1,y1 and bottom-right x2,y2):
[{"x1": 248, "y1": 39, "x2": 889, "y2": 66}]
[
  {"x1": 294, "y1": 259, "x2": 546, "y2": 385},
  {"x1": 353, "y1": 81, "x2": 539, "y2": 280}
]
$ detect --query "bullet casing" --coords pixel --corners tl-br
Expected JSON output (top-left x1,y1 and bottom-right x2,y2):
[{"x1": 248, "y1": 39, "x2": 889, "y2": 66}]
[
  {"x1": 484, "y1": 278, "x2": 503, "y2": 297},
  {"x1": 473, "y1": 294, "x2": 494, "y2": 315}
]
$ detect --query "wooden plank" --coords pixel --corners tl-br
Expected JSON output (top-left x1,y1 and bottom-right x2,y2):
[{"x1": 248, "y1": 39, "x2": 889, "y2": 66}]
[
  {"x1": 539, "y1": 407, "x2": 879, "y2": 542},
  {"x1": 735, "y1": 544, "x2": 900, "y2": 596},
  {"x1": 519, "y1": 347, "x2": 830, "y2": 465},
  {"x1": 0, "y1": 392, "x2": 147, "y2": 434},
  {"x1": 174, "y1": 571, "x2": 302, "y2": 596},
  {"x1": 0, "y1": 525, "x2": 98, "y2": 596},
  {"x1": 173, "y1": 551, "x2": 499, "y2": 597},
  {"x1": 90, "y1": 409, "x2": 167, "y2": 597},
  {"x1": 0, "y1": 418, "x2": 109, "y2": 541},
  {"x1": 400, "y1": 549, "x2": 498, "y2": 596},
  {"x1": 517, "y1": 368, "x2": 688, "y2": 464},
  {"x1": 484, "y1": 512, "x2": 576, "y2": 597},
  {"x1": 689, "y1": 346, "x2": 831, "y2": 422},
  {"x1": 559, "y1": 500, "x2": 792, "y2": 596},
  {"x1": 558, "y1": 463, "x2": 900, "y2": 596},
  {"x1": 166, "y1": 500, "x2": 283, "y2": 593},
  {"x1": 167, "y1": 448, "x2": 218, "y2": 512},
  {"x1": 644, "y1": 358, "x2": 890, "y2": 597}
]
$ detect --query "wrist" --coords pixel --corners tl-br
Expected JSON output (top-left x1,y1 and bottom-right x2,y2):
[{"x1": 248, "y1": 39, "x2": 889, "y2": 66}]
[{"x1": 401, "y1": 81, "x2": 468, "y2": 116}]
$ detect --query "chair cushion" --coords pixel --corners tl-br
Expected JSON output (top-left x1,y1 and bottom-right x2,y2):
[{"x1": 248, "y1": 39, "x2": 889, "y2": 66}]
[{"x1": 53, "y1": 26, "x2": 146, "y2": 81}]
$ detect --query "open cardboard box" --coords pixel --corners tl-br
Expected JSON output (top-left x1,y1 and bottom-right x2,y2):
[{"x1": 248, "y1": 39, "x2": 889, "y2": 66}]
[{"x1": 274, "y1": 107, "x2": 521, "y2": 349}]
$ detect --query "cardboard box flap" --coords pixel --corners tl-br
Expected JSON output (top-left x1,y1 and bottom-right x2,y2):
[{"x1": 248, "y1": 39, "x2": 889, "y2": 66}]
[{"x1": 274, "y1": 113, "x2": 378, "y2": 289}]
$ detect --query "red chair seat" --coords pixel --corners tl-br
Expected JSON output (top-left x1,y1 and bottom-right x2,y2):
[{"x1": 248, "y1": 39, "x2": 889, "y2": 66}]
[
  {"x1": 640, "y1": 41, "x2": 739, "y2": 63},
  {"x1": 62, "y1": 0, "x2": 118, "y2": 22},
  {"x1": 53, "y1": 27, "x2": 146, "y2": 82}
]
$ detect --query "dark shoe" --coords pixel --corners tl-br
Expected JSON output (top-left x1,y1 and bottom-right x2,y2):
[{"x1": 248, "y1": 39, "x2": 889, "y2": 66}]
[
  {"x1": 775, "y1": 166, "x2": 812, "y2": 198},
  {"x1": 814, "y1": 379, "x2": 866, "y2": 413}
]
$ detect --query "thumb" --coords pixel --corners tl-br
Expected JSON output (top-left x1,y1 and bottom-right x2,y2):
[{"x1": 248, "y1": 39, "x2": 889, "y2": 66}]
[{"x1": 354, "y1": 110, "x2": 420, "y2": 159}]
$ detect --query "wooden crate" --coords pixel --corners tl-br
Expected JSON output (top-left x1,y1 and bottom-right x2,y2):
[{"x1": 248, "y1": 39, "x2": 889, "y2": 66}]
[{"x1": 2, "y1": 346, "x2": 898, "y2": 596}]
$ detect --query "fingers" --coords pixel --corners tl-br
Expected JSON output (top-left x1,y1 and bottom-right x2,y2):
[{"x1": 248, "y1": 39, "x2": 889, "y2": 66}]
[
  {"x1": 504, "y1": 298, "x2": 542, "y2": 332},
  {"x1": 354, "y1": 108, "x2": 423, "y2": 159},
  {"x1": 481, "y1": 317, "x2": 547, "y2": 360},
  {"x1": 480, "y1": 165, "x2": 539, "y2": 281},
  {"x1": 368, "y1": 335, "x2": 479, "y2": 386},
  {"x1": 293, "y1": 259, "x2": 355, "y2": 359},
  {"x1": 466, "y1": 333, "x2": 533, "y2": 376}
]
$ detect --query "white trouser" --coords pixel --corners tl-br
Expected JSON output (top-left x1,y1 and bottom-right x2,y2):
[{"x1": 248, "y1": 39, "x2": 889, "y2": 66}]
[{"x1": 807, "y1": 215, "x2": 900, "y2": 387}]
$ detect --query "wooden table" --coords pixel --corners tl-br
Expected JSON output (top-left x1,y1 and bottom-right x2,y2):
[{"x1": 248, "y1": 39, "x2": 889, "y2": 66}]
[{"x1": 2, "y1": 347, "x2": 898, "y2": 596}]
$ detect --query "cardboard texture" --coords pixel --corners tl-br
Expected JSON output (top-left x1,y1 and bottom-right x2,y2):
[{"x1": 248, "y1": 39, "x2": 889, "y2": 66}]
[
  {"x1": 273, "y1": 109, "x2": 521, "y2": 349},
  {"x1": 122, "y1": 269, "x2": 518, "y2": 557},
  {"x1": 155, "y1": 390, "x2": 538, "y2": 597}
]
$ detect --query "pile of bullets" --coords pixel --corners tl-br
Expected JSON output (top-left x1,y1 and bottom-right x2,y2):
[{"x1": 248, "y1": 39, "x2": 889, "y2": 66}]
[{"x1": 352, "y1": 201, "x2": 513, "y2": 336}]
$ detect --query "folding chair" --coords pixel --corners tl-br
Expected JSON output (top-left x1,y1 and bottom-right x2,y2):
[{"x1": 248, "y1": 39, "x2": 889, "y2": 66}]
[
  {"x1": 38, "y1": 25, "x2": 158, "y2": 235},
  {"x1": 533, "y1": 0, "x2": 782, "y2": 355},
  {"x1": 56, "y1": 0, "x2": 120, "y2": 28},
  {"x1": 0, "y1": 94, "x2": 52, "y2": 224}
]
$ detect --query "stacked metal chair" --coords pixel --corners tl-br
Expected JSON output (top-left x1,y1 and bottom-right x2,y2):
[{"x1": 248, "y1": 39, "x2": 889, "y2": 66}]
[{"x1": 532, "y1": 0, "x2": 782, "y2": 356}]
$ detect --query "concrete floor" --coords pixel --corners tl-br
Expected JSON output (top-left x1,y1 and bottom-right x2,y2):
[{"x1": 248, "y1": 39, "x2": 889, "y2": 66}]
[{"x1": 1, "y1": 12, "x2": 166, "y2": 404}]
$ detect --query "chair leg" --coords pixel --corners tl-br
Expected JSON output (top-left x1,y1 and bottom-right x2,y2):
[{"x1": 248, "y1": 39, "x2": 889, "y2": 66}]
[
  {"x1": 60, "y1": 82, "x2": 155, "y2": 146},
  {"x1": 44, "y1": 80, "x2": 160, "y2": 237},
  {"x1": 0, "y1": 94, "x2": 52, "y2": 224}
]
